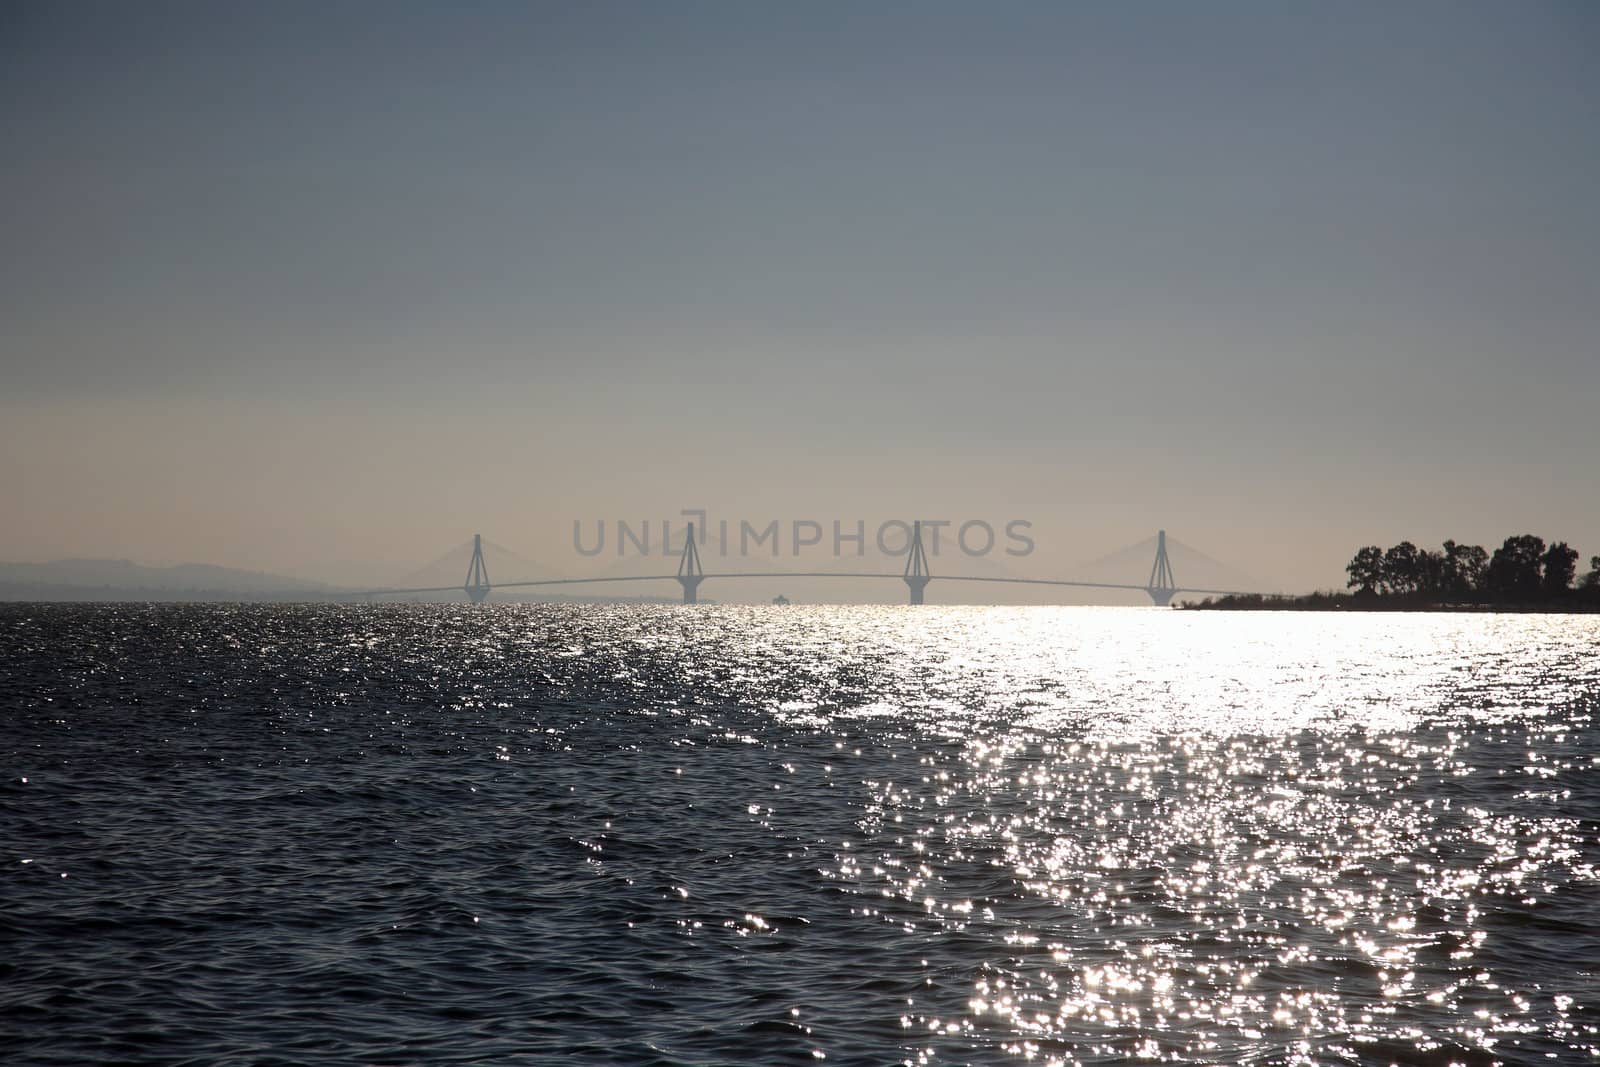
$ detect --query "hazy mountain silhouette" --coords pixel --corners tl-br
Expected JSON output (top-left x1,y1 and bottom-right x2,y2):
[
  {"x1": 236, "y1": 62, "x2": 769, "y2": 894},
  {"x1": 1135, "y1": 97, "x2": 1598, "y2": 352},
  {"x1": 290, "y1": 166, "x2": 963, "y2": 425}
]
[{"x1": 0, "y1": 559, "x2": 335, "y2": 599}]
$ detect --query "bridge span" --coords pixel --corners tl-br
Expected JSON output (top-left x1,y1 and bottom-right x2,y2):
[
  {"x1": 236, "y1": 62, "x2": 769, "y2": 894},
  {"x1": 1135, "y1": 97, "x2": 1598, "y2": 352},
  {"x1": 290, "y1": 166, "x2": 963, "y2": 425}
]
[{"x1": 352, "y1": 527, "x2": 1277, "y2": 606}]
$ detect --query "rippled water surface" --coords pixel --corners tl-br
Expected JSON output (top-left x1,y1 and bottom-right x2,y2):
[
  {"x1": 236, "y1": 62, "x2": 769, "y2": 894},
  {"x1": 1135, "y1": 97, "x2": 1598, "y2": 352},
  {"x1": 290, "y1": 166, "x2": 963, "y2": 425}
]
[{"x1": 4, "y1": 604, "x2": 1600, "y2": 1065}]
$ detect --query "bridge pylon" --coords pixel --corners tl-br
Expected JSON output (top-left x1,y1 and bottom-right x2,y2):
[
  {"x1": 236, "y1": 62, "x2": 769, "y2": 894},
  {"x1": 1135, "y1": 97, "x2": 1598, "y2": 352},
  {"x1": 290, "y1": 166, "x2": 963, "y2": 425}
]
[
  {"x1": 677, "y1": 523, "x2": 705, "y2": 604},
  {"x1": 1146, "y1": 529, "x2": 1177, "y2": 606},
  {"x1": 464, "y1": 533, "x2": 491, "y2": 603},
  {"x1": 903, "y1": 520, "x2": 932, "y2": 605}
]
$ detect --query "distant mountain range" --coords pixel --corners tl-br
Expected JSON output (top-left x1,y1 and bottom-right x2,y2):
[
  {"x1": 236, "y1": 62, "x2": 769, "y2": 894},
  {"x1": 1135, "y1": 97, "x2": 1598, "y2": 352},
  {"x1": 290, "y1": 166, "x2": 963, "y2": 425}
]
[
  {"x1": 0, "y1": 558, "x2": 682, "y2": 603},
  {"x1": 0, "y1": 559, "x2": 336, "y2": 600}
]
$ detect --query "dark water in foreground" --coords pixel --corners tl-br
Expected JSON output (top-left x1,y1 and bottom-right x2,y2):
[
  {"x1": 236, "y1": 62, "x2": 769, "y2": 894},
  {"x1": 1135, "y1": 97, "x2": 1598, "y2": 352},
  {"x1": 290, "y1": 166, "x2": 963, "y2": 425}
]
[{"x1": 3, "y1": 604, "x2": 1599, "y2": 1066}]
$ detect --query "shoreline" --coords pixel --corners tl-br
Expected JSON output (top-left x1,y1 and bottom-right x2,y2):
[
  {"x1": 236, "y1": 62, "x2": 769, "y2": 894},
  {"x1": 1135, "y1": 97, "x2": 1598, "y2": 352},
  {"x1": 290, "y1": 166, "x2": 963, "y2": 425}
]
[{"x1": 1182, "y1": 593, "x2": 1600, "y2": 613}]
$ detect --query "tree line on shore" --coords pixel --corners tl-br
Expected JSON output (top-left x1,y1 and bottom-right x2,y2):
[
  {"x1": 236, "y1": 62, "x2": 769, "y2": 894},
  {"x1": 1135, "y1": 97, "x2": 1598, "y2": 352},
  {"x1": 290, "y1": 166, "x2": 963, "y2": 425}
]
[
  {"x1": 1186, "y1": 534, "x2": 1600, "y2": 610},
  {"x1": 1343, "y1": 535, "x2": 1600, "y2": 605}
]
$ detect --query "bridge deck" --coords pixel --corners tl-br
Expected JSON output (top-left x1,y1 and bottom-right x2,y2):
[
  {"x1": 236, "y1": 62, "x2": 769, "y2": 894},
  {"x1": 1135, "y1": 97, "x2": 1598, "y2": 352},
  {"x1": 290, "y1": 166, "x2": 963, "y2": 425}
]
[{"x1": 350, "y1": 572, "x2": 1270, "y2": 598}]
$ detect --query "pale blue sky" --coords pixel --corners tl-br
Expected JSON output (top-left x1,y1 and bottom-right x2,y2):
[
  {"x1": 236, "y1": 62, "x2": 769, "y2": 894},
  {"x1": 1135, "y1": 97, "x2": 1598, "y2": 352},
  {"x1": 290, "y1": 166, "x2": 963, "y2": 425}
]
[{"x1": 3, "y1": 1, "x2": 1596, "y2": 594}]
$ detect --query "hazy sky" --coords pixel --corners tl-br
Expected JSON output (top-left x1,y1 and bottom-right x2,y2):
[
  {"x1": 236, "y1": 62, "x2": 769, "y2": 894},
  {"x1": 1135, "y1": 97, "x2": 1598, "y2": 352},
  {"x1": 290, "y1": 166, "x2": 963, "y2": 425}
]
[{"x1": 3, "y1": 1, "x2": 1596, "y2": 597}]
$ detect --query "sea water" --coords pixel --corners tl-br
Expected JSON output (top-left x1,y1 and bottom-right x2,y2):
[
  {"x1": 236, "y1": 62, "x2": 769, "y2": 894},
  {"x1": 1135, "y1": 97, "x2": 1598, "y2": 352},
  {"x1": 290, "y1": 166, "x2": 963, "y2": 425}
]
[{"x1": 3, "y1": 604, "x2": 1598, "y2": 1065}]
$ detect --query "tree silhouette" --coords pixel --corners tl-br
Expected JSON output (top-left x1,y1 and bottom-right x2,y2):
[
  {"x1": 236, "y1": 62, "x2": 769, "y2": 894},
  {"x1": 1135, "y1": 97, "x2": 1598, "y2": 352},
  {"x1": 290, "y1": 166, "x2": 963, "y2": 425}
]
[
  {"x1": 1383, "y1": 541, "x2": 1421, "y2": 595},
  {"x1": 1485, "y1": 535, "x2": 1545, "y2": 602},
  {"x1": 1416, "y1": 548, "x2": 1447, "y2": 596},
  {"x1": 1542, "y1": 542, "x2": 1579, "y2": 597},
  {"x1": 1442, "y1": 540, "x2": 1488, "y2": 598},
  {"x1": 1346, "y1": 546, "x2": 1384, "y2": 595}
]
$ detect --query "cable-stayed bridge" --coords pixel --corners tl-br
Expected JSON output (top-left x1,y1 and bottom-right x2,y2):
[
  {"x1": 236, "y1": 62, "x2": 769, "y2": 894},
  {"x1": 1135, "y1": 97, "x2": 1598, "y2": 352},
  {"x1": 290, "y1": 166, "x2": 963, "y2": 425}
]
[{"x1": 351, "y1": 528, "x2": 1279, "y2": 606}]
